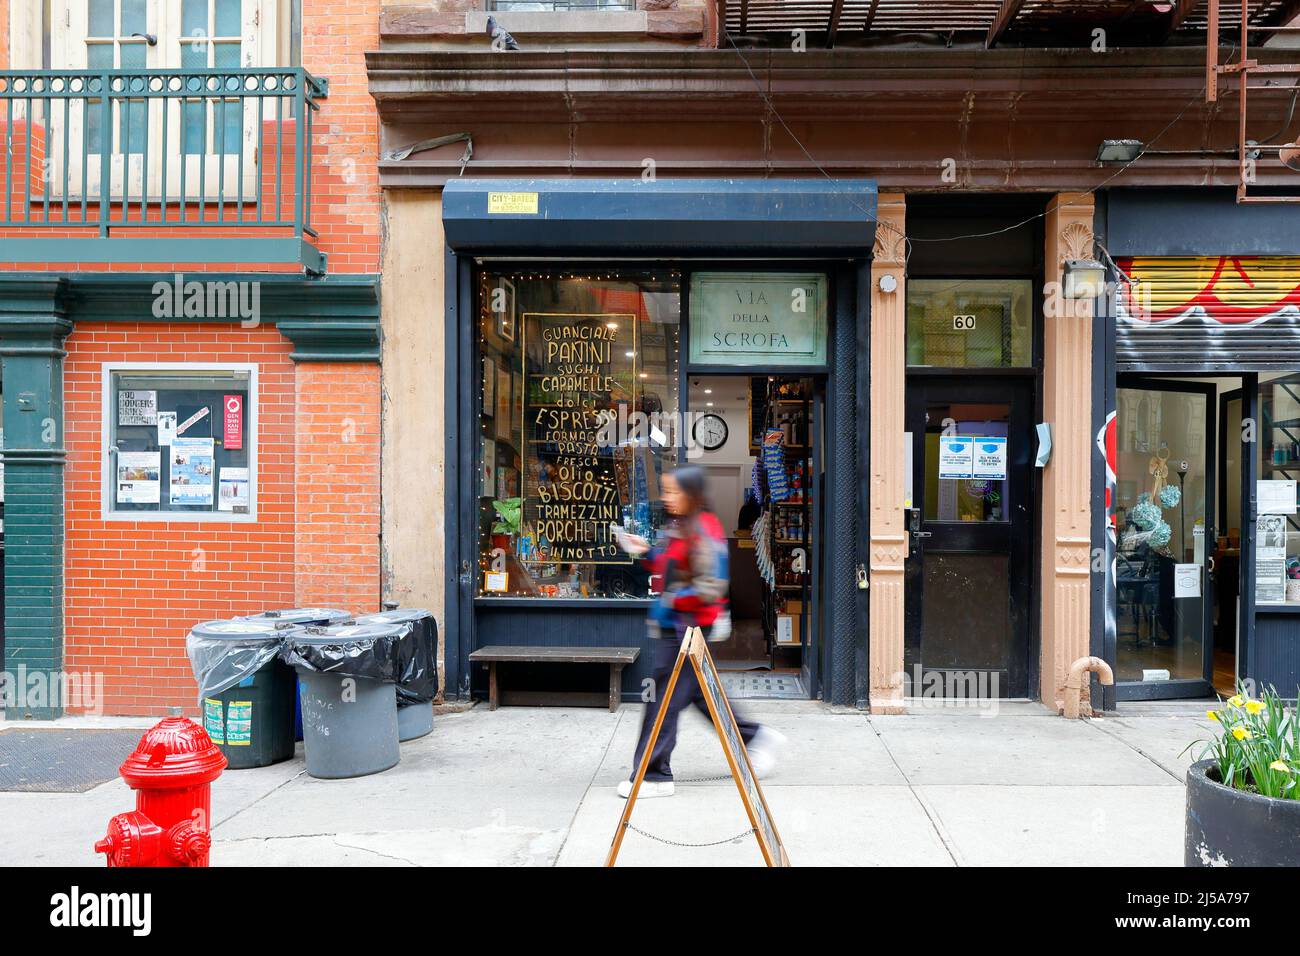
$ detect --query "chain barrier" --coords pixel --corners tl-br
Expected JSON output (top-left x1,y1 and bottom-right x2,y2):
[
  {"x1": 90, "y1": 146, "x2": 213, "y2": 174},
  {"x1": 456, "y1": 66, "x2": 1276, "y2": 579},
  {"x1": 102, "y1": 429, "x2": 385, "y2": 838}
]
[
  {"x1": 627, "y1": 824, "x2": 754, "y2": 848},
  {"x1": 622, "y1": 775, "x2": 750, "y2": 847}
]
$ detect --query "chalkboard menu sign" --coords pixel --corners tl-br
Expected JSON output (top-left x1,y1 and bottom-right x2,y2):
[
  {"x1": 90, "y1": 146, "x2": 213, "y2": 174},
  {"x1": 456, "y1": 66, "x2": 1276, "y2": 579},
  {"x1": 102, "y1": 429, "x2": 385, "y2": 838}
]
[
  {"x1": 524, "y1": 312, "x2": 637, "y2": 565},
  {"x1": 607, "y1": 627, "x2": 790, "y2": 867}
]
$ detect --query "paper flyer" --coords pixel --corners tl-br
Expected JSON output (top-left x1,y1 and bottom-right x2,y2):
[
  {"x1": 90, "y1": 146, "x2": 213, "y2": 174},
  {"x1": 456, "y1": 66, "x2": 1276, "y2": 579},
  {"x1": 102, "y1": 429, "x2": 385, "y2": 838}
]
[
  {"x1": 972, "y1": 437, "x2": 1008, "y2": 480},
  {"x1": 118, "y1": 390, "x2": 157, "y2": 426},
  {"x1": 169, "y1": 437, "x2": 215, "y2": 505},
  {"x1": 1258, "y1": 479, "x2": 1297, "y2": 516},
  {"x1": 218, "y1": 467, "x2": 250, "y2": 513},
  {"x1": 116, "y1": 451, "x2": 161, "y2": 504},
  {"x1": 1255, "y1": 514, "x2": 1288, "y2": 604},
  {"x1": 156, "y1": 411, "x2": 177, "y2": 446},
  {"x1": 937, "y1": 437, "x2": 974, "y2": 479}
]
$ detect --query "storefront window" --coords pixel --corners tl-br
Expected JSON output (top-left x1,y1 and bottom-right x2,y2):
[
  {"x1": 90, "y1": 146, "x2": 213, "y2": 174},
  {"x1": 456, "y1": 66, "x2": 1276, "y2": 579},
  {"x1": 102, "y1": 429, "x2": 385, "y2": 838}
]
[
  {"x1": 1256, "y1": 373, "x2": 1300, "y2": 605},
  {"x1": 105, "y1": 365, "x2": 255, "y2": 519},
  {"x1": 476, "y1": 269, "x2": 680, "y2": 599},
  {"x1": 907, "y1": 279, "x2": 1033, "y2": 368}
]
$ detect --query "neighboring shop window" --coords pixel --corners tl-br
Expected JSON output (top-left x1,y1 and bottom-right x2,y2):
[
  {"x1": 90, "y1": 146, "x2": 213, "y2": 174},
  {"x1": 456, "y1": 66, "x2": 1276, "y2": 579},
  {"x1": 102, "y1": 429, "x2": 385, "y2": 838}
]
[
  {"x1": 907, "y1": 279, "x2": 1033, "y2": 368},
  {"x1": 1256, "y1": 373, "x2": 1300, "y2": 605},
  {"x1": 105, "y1": 365, "x2": 255, "y2": 519},
  {"x1": 477, "y1": 269, "x2": 681, "y2": 599}
]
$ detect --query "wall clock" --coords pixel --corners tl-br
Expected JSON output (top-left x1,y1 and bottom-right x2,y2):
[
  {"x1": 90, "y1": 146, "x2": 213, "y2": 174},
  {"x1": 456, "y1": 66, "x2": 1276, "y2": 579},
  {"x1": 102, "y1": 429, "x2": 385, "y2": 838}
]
[{"x1": 693, "y1": 413, "x2": 729, "y2": 451}]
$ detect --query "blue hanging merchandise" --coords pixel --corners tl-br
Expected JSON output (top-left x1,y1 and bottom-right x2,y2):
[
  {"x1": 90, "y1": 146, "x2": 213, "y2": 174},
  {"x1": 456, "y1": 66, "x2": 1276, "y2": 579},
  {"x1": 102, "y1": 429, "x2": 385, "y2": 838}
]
[{"x1": 763, "y1": 429, "x2": 790, "y2": 502}]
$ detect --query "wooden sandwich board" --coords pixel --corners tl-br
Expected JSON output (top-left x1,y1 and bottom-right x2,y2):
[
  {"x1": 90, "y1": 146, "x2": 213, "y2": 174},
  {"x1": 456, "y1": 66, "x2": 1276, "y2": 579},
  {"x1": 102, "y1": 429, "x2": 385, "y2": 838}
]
[{"x1": 605, "y1": 626, "x2": 790, "y2": 867}]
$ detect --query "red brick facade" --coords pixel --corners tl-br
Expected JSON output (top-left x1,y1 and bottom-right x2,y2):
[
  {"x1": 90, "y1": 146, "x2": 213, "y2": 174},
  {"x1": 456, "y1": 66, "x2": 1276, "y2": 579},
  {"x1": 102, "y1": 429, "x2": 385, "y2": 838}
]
[
  {"x1": 62, "y1": 324, "x2": 298, "y2": 715},
  {"x1": 0, "y1": 1, "x2": 386, "y2": 716}
]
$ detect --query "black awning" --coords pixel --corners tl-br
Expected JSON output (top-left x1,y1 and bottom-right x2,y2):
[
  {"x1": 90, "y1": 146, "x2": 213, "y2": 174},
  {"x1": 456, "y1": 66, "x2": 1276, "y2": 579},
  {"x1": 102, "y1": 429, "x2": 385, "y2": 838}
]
[{"x1": 442, "y1": 178, "x2": 877, "y2": 256}]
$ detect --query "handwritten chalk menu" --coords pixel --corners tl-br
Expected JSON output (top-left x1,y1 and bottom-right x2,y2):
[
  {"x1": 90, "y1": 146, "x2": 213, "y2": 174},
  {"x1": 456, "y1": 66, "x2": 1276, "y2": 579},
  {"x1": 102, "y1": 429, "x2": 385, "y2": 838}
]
[{"x1": 524, "y1": 312, "x2": 637, "y2": 564}]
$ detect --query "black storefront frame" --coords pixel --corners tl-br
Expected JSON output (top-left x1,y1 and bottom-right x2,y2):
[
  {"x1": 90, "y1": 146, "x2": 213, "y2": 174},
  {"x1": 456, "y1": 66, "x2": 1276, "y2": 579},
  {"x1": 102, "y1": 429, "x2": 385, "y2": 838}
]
[
  {"x1": 1111, "y1": 375, "x2": 1221, "y2": 701},
  {"x1": 1094, "y1": 188, "x2": 1300, "y2": 708},
  {"x1": 443, "y1": 256, "x2": 868, "y2": 705}
]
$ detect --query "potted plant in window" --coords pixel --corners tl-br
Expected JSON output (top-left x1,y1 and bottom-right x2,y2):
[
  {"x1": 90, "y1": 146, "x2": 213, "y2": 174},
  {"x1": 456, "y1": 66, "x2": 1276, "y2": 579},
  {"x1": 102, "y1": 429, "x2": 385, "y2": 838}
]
[
  {"x1": 491, "y1": 497, "x2": 522, "y2": 552},
  {"x1": 1183, "y1": 684, "x2": 1300, "y2": 866}
]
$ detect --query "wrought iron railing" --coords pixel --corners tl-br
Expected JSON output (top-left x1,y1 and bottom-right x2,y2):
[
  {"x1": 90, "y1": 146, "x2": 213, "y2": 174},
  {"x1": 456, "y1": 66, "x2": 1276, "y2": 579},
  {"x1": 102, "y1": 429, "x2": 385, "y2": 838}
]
[{"x1": 0, "y1": 68, "x2": 327, "y2": 269}]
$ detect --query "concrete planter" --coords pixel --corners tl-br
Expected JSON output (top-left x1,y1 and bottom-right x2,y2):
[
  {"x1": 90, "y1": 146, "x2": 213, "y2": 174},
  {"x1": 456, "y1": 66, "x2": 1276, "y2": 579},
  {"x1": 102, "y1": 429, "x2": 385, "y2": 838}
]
[{"x1": 1185, "y1": 759, "x2": 1300, "y2": 866}]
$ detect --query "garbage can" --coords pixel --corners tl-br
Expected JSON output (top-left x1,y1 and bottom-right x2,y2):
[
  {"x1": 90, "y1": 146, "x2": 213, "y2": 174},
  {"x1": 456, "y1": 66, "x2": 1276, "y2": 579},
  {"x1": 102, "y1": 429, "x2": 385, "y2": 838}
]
[
  {"x1": 237, "y1": 608, "x2": 353, "y2": 742},
  {"x1": 186, "y1": 619, "x2": 304, "y2": 769},
  {"x1": 354, "y1": 607, "x2": 438, "y2": 742},
  {"x1": 282, "y1": 623, "x2": 407, "y2": 779}
]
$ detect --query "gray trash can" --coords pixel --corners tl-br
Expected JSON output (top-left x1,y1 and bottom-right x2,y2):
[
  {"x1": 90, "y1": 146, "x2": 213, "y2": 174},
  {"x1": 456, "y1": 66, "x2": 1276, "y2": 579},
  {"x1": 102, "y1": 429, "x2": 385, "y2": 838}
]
[
  {"x1": 354, "y1": 607, "x2": 437, "y2": 742},
  {"x1": 284, "y1": 624, "x2": 403, "y2": 779}
]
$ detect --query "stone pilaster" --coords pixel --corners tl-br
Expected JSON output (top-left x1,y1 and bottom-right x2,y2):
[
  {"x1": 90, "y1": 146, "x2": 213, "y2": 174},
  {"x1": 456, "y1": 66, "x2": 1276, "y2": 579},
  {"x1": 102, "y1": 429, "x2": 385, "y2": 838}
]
[
  {"x1": 869, "y1": 195, "x2": 908, "y2": 714},
  {"x1": 1041, "y1": 195, "x2": 1096, "y2": 715}
]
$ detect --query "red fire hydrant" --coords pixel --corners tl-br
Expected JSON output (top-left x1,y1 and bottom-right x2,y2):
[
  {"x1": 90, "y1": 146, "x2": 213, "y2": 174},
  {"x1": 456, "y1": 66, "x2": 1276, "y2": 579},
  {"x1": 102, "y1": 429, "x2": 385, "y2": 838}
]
[{"x1": 94, "y1": 712, "x2": 228, "y2": 867}]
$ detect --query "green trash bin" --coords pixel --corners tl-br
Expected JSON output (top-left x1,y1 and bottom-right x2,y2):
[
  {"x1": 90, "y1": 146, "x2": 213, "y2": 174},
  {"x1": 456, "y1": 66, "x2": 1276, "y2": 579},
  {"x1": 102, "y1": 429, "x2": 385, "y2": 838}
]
[{"x1": 188, "y1": 619, "x2": 303, "y2": 769}]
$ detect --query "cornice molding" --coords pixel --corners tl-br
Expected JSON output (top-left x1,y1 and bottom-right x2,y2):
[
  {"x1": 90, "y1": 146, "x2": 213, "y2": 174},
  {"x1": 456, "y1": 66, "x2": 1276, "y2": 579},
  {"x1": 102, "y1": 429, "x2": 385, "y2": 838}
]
[{"x1": 0, "y1": 274, "x2": 381, "y2": 364}]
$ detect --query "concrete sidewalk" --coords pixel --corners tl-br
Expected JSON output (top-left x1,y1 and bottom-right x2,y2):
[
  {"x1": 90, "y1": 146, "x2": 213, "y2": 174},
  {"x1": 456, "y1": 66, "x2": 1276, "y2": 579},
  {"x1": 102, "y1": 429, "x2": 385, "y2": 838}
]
[{"x1": 0, "y1": 701, "x2": 1205, "y2": 866}]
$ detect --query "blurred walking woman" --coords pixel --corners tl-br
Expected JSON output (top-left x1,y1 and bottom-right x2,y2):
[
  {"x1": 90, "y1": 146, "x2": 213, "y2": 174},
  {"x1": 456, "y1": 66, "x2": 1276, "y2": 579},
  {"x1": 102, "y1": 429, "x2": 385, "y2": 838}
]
[{"x1": 614, "y1": 464, "x2": 785, "y2": 799}]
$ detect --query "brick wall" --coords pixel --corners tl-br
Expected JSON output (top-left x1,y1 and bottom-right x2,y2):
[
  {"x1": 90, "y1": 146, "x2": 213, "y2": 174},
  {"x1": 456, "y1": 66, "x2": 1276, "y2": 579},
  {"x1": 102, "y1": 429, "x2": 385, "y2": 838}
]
[
  {"x1": 302, "y1": 0, "x2": 382, "y2": 274},
  {"x1": 293, "y1": 363, "x2": 381, "y2": 610},
  {"x1": 60, "y1": 323, "x2": 382, "y2": 716},
  {"x1": 61, "y1": 322, "x2": 298, "y2": 716}
]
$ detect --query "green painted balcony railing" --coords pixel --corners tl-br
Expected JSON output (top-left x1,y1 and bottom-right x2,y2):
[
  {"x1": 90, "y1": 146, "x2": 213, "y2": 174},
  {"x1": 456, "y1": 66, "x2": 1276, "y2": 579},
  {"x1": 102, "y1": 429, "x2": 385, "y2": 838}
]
[{"x1": 0, "y1": 68, "x2": 328, "y2": 272}]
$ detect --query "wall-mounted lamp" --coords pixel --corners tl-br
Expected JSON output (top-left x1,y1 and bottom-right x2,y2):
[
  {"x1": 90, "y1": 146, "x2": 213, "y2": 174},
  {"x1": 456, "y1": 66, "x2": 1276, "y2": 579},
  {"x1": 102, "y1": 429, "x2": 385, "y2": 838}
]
[
  {"x1": 1281, "y1": 139, "x2": 1300, "y2": 172},
  {"x1": 1063, "y1": 258, "x2": 1107, "y2": 300},
  {"x1": 1096, "y1": 139, "x2": 1143, "y2": 163},
  {"x1": 878, "y1": 274, "x2": 898, "y2": 294}
]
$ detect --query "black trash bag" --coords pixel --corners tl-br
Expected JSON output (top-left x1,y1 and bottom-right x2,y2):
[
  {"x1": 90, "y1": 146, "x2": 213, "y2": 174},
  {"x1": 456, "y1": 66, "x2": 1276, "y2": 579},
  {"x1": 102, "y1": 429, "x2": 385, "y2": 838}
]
[
  {"x1": 280, "y1": 621, "x2": 417, "y2": 685},
  {"x1": 187, "y1": 620, "x2": 304, "y2": 702},
  {"x1": 353, "y1": 608, "x2": 438, "y2": 704}
]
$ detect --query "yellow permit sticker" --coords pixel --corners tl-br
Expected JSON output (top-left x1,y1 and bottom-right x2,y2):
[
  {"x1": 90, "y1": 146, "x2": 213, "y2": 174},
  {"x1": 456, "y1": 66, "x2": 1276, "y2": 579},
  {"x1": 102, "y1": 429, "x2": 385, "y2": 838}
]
[{"x1": 487, "y1": 191, "x2": 539, "y2": 215}]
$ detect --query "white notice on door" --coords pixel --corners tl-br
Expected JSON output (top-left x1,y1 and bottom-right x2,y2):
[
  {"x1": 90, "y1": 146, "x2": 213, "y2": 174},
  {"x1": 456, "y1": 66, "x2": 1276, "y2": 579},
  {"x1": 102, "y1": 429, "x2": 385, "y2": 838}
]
[
  {"x1": 972, "y1": 437, "x2": 1008, "y2": 480},
  {"x1": 1258, "y1": 479, "x2": 1297, "y2": 515},
  {"x1": 1173, "y1": 563, "x2": 1201, "y2": 599},
  {"x1": 937, "y1": 437, "x2": 974, "y2": 479}
]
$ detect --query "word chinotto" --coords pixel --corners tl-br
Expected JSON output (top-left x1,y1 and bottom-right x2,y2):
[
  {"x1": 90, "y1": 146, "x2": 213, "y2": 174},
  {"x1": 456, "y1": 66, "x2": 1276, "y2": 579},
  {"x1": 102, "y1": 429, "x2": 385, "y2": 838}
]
[{"x1": 0, "y1": 667, "x2": 104, "y2": 713}]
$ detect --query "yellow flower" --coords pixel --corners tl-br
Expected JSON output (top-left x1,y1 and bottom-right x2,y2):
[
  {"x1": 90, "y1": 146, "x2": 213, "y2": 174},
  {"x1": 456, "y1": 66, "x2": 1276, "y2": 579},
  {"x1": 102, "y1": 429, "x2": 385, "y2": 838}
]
[
  {"x1": 1232, "y1": 727, "x2": 1252, "y2": 741},
  {"x1": 1244, "y1": 700, "x2": 1265, "y2": 715},
  {"x1": 1270, "y1": 760, "x2": 1291, "y2": 773},
  {"x1": 1206, "y1": 710, "x2": 1219, "y2": 722},
  {"x1": 1228, "y1": 695, "x2": 1246, "y2": 708}
]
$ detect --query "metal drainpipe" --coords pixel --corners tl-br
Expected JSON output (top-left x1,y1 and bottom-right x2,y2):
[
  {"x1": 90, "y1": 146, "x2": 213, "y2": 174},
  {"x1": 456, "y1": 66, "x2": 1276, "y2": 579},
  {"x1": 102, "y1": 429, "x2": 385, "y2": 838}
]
[{"x1": 1063, "y1": 656, "x2": 1115, "y2": 719}]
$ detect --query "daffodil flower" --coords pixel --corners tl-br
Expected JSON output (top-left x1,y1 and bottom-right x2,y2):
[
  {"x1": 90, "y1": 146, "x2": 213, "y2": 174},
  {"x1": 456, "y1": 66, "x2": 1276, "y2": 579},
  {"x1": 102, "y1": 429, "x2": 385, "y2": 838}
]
[
  {"x1": 1206, "y1": 710, "x2": 1219, "y2": 722},
  {"x1": 1231, "y1": 727, "x2": 1252, "y2": 741},
  {"x1": 1270, "y1": 760, "x2": 1291, "y2": 773},
  {"x1": 1228, "y1": 695, "x2": 1246, "y2": 708},
  {"x1": 1244, "y1": 700, "x2": 1265, "y2": 715}
]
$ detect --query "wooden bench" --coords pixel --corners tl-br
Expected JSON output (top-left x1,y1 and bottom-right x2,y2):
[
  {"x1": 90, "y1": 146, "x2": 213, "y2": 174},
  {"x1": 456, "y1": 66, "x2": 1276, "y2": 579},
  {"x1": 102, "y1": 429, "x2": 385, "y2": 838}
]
[{"x1": 468, "y1": 645, "x2": 641, "y2": 713}]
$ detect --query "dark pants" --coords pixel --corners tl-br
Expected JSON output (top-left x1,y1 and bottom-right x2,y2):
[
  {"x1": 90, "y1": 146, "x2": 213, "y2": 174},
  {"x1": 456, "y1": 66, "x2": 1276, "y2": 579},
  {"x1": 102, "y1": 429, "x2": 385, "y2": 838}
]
[{"x1": 631, "y1": 627, "x2": 762, "y2": 783}]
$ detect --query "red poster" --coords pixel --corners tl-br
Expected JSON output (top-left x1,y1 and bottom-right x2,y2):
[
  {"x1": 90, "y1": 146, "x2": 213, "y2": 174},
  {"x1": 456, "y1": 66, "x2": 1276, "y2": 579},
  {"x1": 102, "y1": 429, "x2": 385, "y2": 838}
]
[{"x1": 223, "y1": 394, "x2": 243, "y2": 450}]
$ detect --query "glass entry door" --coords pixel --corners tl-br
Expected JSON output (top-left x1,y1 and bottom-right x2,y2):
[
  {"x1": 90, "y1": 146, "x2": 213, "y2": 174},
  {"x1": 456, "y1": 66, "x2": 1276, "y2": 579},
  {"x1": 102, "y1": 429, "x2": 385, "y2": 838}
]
[
  {"x1": 1114, "y1": 380, "x2": 1215, "y2": 699},
  {"x1": 904, "y1": 379, "x2": 1034, "y2": 698}
]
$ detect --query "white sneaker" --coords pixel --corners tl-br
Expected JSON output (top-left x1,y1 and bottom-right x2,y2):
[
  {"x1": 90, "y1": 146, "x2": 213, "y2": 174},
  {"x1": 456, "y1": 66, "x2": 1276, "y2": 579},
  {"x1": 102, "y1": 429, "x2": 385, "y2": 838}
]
[
  {"x1": 746, "y1": 727, "x2": 789, "y2": 779},
  {"x1": 617, "y1": 779, "x2": 674, "y2": 799}
]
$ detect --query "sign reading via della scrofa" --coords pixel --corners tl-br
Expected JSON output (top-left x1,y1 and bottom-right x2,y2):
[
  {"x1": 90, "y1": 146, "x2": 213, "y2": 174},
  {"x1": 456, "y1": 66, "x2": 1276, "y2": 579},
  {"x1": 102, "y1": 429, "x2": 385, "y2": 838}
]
[{"x1": 688, "y1": 272, "x2": 828, "y2": 367}]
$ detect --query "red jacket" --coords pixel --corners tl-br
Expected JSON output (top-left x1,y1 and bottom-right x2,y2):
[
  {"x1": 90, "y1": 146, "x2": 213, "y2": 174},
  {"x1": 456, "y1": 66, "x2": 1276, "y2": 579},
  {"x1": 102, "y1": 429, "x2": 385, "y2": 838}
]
[{"x1": 645, "y1": 511, "x2": 729, "y2": 630}]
